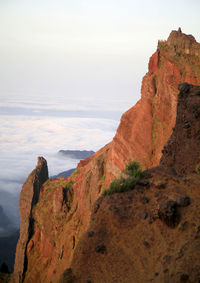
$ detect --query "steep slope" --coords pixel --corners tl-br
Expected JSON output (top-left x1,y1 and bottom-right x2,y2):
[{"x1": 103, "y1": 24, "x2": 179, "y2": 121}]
[
  {"x1": 13, "y1": 157, "x2": 48, "y2": 282},
  {"x1": 109, "y1": 28, "x2": 200, "y2": 172},
  {"x1": 160, "y1": 83, "x2": 200, "y2": 175},
  {"x1": 66, "y1": 85, "x2": 200, "y2": 283},
  {"x1": 14, "y1": 29, "x2": 200, "y2": 282}
]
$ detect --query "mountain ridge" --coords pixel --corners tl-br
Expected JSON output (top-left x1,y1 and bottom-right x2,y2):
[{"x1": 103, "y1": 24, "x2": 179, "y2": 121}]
[
  {"x1": 67, "y1": 84, "x2": 200, "y2": 282},
  {"x1": 13, "y1": 29, "x2": 200, "y2": 282}
]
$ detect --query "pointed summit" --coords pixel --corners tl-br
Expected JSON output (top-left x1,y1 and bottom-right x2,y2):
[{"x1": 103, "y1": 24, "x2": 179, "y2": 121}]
[
  {"x1": 13, "y1": 157, "x2": 48, "y2": 282},
  {"x1": 167, "y1": 28, "x2": 200, "y2": 57},
  {"x1": 178, "y1": 27, "x2": 182, "y2": 33}
]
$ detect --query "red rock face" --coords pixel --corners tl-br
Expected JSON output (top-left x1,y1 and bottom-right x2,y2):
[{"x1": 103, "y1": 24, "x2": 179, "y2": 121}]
[
  {"x1": 149, "y1": 51, "x2": 159, "y2": 74},
  {"x1": 21, "y1": 30, "x2": 200, "y2": 283},
  {"x1": 13, "y1": 157, "x2": 48, "y2": 283},
  {"x1": 107, "y1": 30, "x2": 200, "y2": 174},
  {"x1": 68, "y1": 85, "x2": 200, "y2": 283}
]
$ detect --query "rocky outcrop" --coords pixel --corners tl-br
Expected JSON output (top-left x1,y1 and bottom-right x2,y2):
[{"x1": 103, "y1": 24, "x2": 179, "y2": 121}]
[
  {"x1": 13, "y1": 157, "x2": 48, "y2": 282},
  {"x1": 160, "y1": 84, "x2": 200, "y2": 175},
  {"x1": 100, "y1": 28, "x2": 200, "y2": 184},
  {"x1": 67, "y1": 84, "x2": 200, "y2": 283},
  {"x1": 167, "y1": 27, "x2": 200, "y2": 57},
  {"x1": 16, "y1": 29, "x2": 200, "y2": 282}
]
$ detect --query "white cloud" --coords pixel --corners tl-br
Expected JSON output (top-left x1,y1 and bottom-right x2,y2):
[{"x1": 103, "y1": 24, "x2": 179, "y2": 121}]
[
  {"x1": 0, "y1": 110, "x2": 119, "y2": 231},
  {"x1": 0, "y1": 115, "x2": 118, "y2": 152}
]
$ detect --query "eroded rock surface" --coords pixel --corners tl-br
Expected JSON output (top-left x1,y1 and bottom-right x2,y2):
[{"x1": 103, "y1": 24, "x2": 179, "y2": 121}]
[
  {"x1": 160, "y1": 85, "x2": 200, "y2": 175},
  {"x1": 13, "y1": 157, "x2": 48, "y2": 282},
  {"x1": 16, "y1": 29, "x2": 200, "y2": 283},
  {"x1": 68, "y1": 85, "x2": 200, "y2": 283}
]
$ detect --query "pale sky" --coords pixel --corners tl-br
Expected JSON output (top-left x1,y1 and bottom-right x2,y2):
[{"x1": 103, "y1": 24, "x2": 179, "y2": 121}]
[{"x1": 0, "y1": 0, "x2": 200, "y2": 106}]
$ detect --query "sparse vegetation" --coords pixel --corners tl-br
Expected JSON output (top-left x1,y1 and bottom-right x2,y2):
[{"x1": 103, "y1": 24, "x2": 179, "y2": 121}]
[
  {"x1": 71, "y1": 168, "x2": 81, "y2": 177},
  {"x1": 63, "y1": 179, "x2": 74, "y2": 190},
  {"x1": 152, "y1": 114, "x2": 158, "y2": 144},
  {"x1": 152, "y1": 214, "x2": 159, "y2": 221},
  {"x1": 157, "y1": 40, "x2": 168, "y2": 51},
  {"x1": 195, "y1": 163, "x2": 200, "y2": 174},
  {"x1": 178, "y1": 221, "x2": 187, "y2": 231},
  {"x1": 0, "y1": 272, "x2": 10, "y2": 283},
  {"x1": 123, "y1": 160, "x2": 143, "y2": 178},
  {"x1": 100, "y1": 175, "x2": 106, "y2": 185},
  {"x1": 103, "y1": 161, "x2": 144, "y2": 196}
]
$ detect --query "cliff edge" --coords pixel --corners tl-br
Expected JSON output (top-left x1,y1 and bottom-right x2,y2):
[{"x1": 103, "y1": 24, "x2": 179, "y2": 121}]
[
  {"x1": 13, "y1": 157, "x2": 48, "y2": 282},
  {"x1": 14, "y1": 29, "x2": 200, "y2": 282},
  {"x1": 67, "y1": 84, "x2": 200, "y2": 282}
]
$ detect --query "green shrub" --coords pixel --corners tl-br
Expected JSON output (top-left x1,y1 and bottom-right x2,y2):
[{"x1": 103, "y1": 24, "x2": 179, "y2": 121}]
[
  {"x1": 103, "y1": 160, "x2": 144, "y2": 196},
  {"x1": 195, "y1": 163, "x2": 200, "y2": 174},
  {"x1": 100, "y1": 175, "x2": 106, "y2": 185},
  {"x1": 123, "y1": 161, "x2": 143, "y2": 178},
  {"x1": 72, "y1": 168, "x2": 81, "y2": 177}
]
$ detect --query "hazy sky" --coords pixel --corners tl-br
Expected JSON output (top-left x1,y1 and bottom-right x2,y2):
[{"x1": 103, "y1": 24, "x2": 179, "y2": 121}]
[{"x1": 0, "y1": 0, "x2": 200, "y2": 106}]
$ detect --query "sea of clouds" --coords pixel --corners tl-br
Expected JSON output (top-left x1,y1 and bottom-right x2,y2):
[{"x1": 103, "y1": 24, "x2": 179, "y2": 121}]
[{"x1": 0, "y1": 92, "x2": 132, "y2": 234}]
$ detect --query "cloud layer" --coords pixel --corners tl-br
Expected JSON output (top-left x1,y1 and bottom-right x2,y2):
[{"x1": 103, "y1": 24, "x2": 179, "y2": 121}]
[{"x1": 0, "y1": 97, "x2": 120, "y2": 233}]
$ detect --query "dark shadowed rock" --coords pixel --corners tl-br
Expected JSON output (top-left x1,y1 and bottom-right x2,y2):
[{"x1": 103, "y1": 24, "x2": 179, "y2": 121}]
[
  {"x1": 139, "y1": 212, "x2": 148, "y2": 219},
  {"x1": 141, "y1": 197, "x2": 150, "y2": 204},
  {"x1": 59, "y1": 268, "x2": 76, "y2": 283},
  {"x1": 160, "y1": 85, "x2": 200, "y2": 175},
  {"x1": 143, "y1": 241, "x2": 150, "y2": 248},
  {"x1": 180, "y1": 273, "x2": 189, "y2": 282},
  {"x1": 178, "y1": 83, "x2": 190, "y2": 93},
  {"x1": 158, "y1": 200, "x2": 179, "y2": 228},
  {"x1": 0, "y1": 262, "x2": 9, "y2": 273},
  {"x1": 95, "y1": 244, "x2": 106, "y2": 254},
  {"x1": 176, "y1": 196, "x2": 190, "y2": 207},
  {"x1": 13, "y1": 157, "x2": 48, "y2": 283},
  {"x1": 87, "y1": 231, "x2": 94, "y2": 237}
]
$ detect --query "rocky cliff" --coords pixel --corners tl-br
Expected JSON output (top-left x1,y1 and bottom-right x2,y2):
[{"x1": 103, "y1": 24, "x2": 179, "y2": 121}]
[
  {"x1": 13, "y1": 157, "x2": 48, "y2": 282},
  {"x1": 110, "y1": 28, "x2": 200, "y2": 173},
  {"x1": 160, "y1": 83, "x2": 200, "y2": 175},
  {"x1": 14, "y1": 29, "x2": 200, "y2": 282},
  {"x1": 67, "y1": 84, "x2": 200, "y2": 283}
]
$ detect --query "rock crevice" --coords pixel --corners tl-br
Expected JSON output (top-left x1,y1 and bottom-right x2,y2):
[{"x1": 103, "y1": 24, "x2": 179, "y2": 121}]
[{"x1": 13, "y1": 157, "x2": 48, "y2": 283}]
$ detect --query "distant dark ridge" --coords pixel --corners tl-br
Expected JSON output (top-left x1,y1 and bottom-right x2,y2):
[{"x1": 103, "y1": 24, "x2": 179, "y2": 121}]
[
  {"x1": 51, "y1": 168, "x2": 76, "y2": 179},
  {"x1": 58, "y1": 150, "x2": 95, "y2": 159}
]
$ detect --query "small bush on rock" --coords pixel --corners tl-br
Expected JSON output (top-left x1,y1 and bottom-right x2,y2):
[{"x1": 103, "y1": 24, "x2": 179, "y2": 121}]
[
  {"x1": 195, "y1": 163, "x2": 200, "y2": 174},
  {"x1": 103, "y1": 161, "x2": 144, "y2": 196},
  {"x1": 123, "y1": 160, "x2": 143, "y2": 178}
]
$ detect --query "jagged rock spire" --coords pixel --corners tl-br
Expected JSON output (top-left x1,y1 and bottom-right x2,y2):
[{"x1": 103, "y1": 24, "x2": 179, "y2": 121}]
[
  {"x1": 167, "y1": 28, "x2": 200, "y2": 57},
  {"x1": 13, "y1": 157, "x2": 48, "y2": 283}
]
